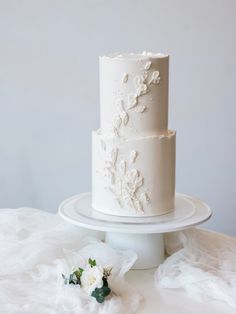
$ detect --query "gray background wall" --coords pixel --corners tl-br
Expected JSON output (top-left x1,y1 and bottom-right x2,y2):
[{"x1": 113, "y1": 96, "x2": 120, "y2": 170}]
[{"x1": 0, "y1": 0, "x2": 235, "y2": 235}]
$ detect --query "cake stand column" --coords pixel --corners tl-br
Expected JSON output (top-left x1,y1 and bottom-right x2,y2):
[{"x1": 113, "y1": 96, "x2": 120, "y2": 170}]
[{"x1": 105, "y1": 232, "x2": 164, "y2": 269}]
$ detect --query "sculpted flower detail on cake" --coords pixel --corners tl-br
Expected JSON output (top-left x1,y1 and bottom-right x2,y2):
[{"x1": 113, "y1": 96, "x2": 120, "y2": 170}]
[
  {"x1": 130, "y1": 150, "x2": 138, "y2": 163},
  {"x1": 112, "y1": 65, "x2": 161, "y2": 137},
  {"x1": 122, "y1": 169, "x2": 145, "y2": 213},
  {"x1": 112, "y1": 100, "x2": 129, "y2": 137},
  {"x1": 144, "y1": 61, "x2": 152, "y2": 70},
  {"x1": 122, "y1": 72, "x2": 129, "y2": 83},
  {"x1": 102, "y1": 145, "x2": 150, "y2": 214},
  {"x1": 149, "y1": 70, "x2": 161, "y2": 84}
]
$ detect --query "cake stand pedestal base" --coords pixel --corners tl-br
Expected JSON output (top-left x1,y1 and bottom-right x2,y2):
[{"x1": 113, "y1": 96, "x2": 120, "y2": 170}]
[
  {"x1": 58, "y1": 192, "x2": 212, "y2": 270},
  {"x1": 106, "y1": 232, "x2": 164, "y2": 269}
]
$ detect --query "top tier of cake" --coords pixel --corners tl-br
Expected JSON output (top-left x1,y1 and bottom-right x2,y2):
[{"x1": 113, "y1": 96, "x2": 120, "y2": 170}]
[{"x1": 99, "y1": 52, "x2": 169, "y2": 138}]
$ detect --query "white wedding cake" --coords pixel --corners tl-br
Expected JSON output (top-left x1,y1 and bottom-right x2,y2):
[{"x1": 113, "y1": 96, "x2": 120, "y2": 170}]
[{"x1": 92, "y1": 52, "x2": 176, "y2": 217}]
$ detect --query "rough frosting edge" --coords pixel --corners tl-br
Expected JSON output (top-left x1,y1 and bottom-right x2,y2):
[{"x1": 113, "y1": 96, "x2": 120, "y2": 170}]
[{"x1": 100, "y1": 51, "x2": 169, "y2": 60}]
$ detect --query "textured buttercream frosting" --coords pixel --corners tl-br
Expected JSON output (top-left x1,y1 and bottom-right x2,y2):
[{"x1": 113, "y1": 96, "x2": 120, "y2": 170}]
[
  {"x1": 92, "y1": 52, "x2": 176, "y2": 217},
  {"x1": 103, "y1": 52, "x2": 168, "y2": 59}
]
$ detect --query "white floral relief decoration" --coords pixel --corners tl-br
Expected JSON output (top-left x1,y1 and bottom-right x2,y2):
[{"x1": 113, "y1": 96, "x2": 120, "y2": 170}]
[
  {"x1": 112, "y1": 65, "x2": 161, "y2": 137},
  {"x1": 101, "y1": 144, "x2": 150, "y2": 214},
  {"x1": 122, "y1": 73, "x2": 128, "y2": 83}
]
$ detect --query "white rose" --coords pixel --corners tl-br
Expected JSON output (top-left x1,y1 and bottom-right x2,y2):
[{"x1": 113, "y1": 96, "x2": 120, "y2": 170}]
[{"x1": 80, "y1": 266, "x2": 104, "y2": 295}]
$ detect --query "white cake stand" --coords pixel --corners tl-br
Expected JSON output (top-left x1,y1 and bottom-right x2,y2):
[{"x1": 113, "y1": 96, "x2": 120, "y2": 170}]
[{"x1": 58, "y1": 192, "x2": 212, "y2": 269}]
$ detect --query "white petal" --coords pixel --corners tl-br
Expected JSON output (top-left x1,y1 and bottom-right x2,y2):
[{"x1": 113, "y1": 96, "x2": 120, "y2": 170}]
[
  {"x1": 136, "y1": 83, "x2": 148, "y2": 96},
  {"x1": 134, "y1": 75, "x2": 143, "y2": 87},
  {"x1": 80, "y1": 266, "x2": 104, "y2": 295},
  {"x1": 134, "y1": 200, "x2": 144, "y2": 213},
  {"x1": 120, "y1": 111, "x2": 129, "y2": 126},
  {"x1": 129, "y1": 169, "x2": 139, "y2": 181},
  {"x1": 113, "y1": 127, "x2": 119, "y2": 137},
  {"x1": 126, "y1": 94, "x2": 138, "y2": 110},
  {"x1": 122, "y1": 73, "x2": 128, "y2": 83},
  {"x1": 110, "y1": 147, "x2": 118, "y2": 164},
  {"x1": 135, "y1": 176, "x2": 144, "y2": 189},
  {"x1": 136, "y1": 105, "x2": 146, "y2": 113},
  {"x1": 144, "y1": 61, "x2": 151, "y2": 70},
  {"x1": 143, "y1": 71, "x2": 148, "y2": 81},
  {"x1": 130, "y1": 150, "x2": 138, "y2": 163},
  {"x1": 149, "y1": 71, "x2": 160, "y2": 84}
]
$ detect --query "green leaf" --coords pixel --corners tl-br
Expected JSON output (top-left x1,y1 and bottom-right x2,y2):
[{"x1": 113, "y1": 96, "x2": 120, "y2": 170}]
[
  {"x1": 91, "y1": 283, "x2": 111, "y2": 303},
  {"x1": 96, "y1": 295, "x2": 105, "y2": 303},
  {"x1": 88, "y1": 258, "x2": 96, "y2": 267},
  {"x1": 102, "y1": 286, "x2": 111, "y2": 297},
  {"x1": 74, "y1": 270, "x2": 82, "y2": 279},
  {"x1": 69, "y1": 273, "x2": 75, "y2": 284},
  {"x1": 62, "y1": 268, "x2": 83, "y2": 286},
  {"x1": 62, "y1": 273, "x2": 71, "y2": 285},
  {"x1": 92, "y1": 288, "x2": 105, "y2": 303}
]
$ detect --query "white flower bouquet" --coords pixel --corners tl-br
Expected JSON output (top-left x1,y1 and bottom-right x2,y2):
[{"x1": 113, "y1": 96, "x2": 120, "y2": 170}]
[{"x1": 62, "y1": 258, "x2": 112, "y2": 303}]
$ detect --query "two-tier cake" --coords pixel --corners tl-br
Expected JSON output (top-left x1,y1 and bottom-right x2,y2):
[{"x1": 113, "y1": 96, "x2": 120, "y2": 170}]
[{"x1": 92, "y1": 52, "x2": 176, "y2": 217}]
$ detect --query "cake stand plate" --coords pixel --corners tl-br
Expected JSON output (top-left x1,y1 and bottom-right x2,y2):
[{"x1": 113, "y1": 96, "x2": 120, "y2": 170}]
[{"x1": 58, "y1": 192, "x2": 212, "y2": 269}]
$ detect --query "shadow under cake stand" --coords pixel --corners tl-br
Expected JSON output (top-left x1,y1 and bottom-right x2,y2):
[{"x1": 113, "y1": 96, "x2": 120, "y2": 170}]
[{"x1": 58, "y1": 193, "x2": 212, "y2": 270}]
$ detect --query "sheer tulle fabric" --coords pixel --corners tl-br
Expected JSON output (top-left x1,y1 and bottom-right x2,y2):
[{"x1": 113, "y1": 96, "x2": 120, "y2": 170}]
[
  {"x1": 1, "y1": 207, "x2": 236, "y2": 312},
  {"x1": 156, "y1": 228, "x2": 236, "y2": 308},
  {"x1": 0, "y1": 208, "x2": 141, "y2": 314}
]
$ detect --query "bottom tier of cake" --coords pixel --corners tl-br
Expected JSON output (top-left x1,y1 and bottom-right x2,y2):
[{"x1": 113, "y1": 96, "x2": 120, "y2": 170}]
[{"x1": 92, "y1": 130, "x2": 176, "y2": 217}]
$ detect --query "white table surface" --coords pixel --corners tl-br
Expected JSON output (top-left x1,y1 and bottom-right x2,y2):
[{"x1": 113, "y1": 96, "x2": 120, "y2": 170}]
[{"x1": 126, "y1": 268, "x2": 235, "y2": 314}]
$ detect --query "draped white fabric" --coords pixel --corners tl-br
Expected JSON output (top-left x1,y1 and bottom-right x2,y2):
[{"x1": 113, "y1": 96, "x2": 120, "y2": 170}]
[
  {"x1": 0, "y1": 208, "x2": 141, "y2": 314},
  {"x1": 1, "y1": 207, "x2": 236, "y2": 313},
  {"x1": 155, "y1": 228, "x2": 236, "y2": 309}
]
